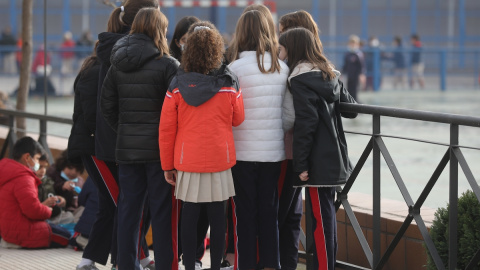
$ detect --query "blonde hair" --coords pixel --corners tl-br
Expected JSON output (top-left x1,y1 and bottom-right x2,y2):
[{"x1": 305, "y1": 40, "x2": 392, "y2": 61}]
[
  {"x1": 228, "y1": 10, "x2": 281, "y2": 73},
  {"x1": 130, "y1": 8, "x2": 169, "y2": 57}
]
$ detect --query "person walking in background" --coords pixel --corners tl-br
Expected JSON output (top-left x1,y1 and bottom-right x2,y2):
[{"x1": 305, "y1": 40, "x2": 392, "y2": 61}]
[
  {"x1": 76, "y1": 30, "x2": 95, "y2": 68},
  {"x1": 169, "y1": 16, "x2": 200, "y2": 61},
  {"x1": 228, "y1": 8, "x2": 290, "y2": 270},
  {"x1": 160, "y1": 21, "x2": 244, "y2": 270},
  {"x1": 342, "y1": 34, "x2": 365, "y2": 101},
  {"x1": 0, "y1": 26, "x2": 18, "y2": 74},
  {"x1": 92, "y1": 1, "x2": 162, "y2": 269},
  {"x1": 31, "y1": 44, "x2": 56, "y2": 96},
  {"x1": 363, "y1": 36, "x2": 384, "y2": 91},
  {"x1": 391, "y1": 36, "x2": 406, "y2": 89},
  {"x1": 60, "y1": 31, "x2": 76, "y2": 75},
  {"x1": 101, "y1": 7, "x2": 180, "y2": 270},
  {"x1": 410, "y1": 33, "x2": 425, "y2": 89},
  {"x1": 279, "y1": 27, "x2": 357, "y2": 270},
  {"x1": 0, "y1": 137, "x2": 71, "y2": 249}
]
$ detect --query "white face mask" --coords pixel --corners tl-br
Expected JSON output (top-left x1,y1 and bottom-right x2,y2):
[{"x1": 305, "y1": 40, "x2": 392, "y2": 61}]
[
  {"x1": 180, "y1": 44, "x2": 185, "y2": 51},
  {"x1": 29, "y1": 156, "x2": 40, "y2": 172}
]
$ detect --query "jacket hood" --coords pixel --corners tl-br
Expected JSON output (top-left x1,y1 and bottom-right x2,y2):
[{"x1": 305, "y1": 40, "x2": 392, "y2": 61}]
[
  {"x1": 289, "y1": 62, "x2": 341, "y2": 103},
  {"x1": 0, "y1": 158, "x2": 40, "y2": 187},
  {"x1": 110, "y1": 33, "x2": 161, "y2": 72},
  {"x1": 97, "y1": 32, "x2": 127, "y2": 66},
  {"x1": 174, "y1": 65, "x2": 237, "y2": 107}
]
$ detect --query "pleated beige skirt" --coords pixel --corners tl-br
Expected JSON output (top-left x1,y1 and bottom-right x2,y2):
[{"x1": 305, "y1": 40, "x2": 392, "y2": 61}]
[{"x1": 175, "y1": 169, "x2": 235, "y2": 203}]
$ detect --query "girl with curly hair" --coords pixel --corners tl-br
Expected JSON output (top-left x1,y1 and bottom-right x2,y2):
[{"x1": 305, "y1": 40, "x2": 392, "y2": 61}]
[
  {"x1": 228, "y1": 8, "x2": 291, "y2": 270},
  {"x1": 159, "y1": 21, "x2": 244, "y2": 270}
]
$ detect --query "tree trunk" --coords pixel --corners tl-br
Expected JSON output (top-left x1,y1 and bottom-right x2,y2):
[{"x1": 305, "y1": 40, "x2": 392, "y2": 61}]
[{"x1": 16, "y1": 0, "x2": 34, "y2": 138}]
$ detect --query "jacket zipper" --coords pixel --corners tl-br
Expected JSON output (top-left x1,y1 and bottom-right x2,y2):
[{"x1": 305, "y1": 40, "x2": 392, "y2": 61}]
[
  {"x1": 180, "y1": 142, "x2": 184, "y2": 164},
  {"x1": 226, "y1": 142, "x2": 230, "y2": 163}
]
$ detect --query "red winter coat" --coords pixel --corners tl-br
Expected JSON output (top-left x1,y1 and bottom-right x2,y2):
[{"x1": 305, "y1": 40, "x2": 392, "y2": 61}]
[
  {"x1": 159, "y1": 66, "x2": 244, "y2": 173},
  {"x1": 0, "y1": 158, "x2": 53, "y2": 248}
]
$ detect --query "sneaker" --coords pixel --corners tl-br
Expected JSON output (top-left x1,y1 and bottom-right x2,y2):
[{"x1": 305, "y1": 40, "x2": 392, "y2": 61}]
[
  {"x1": 195, "y1": 261, "x2": 202, "y2": 270},
  {"x1": 76, "y1": 263, "x2": 99, "y2": 270},
  {"x1": 0, "y1": 238, "x2": 21, "y2": 249},
  {"x1": 143, "y1": 261, "x2": 155, "y2": 270},
  {"x1": 75, "y1": 235, "x2": 89, "y2": 249},
  {"x1": 220, "y1": 259, "x2": 234, "y2": 270},
  {"x1": 179, "y1": 264, "x2": 185, "y2": 270}
]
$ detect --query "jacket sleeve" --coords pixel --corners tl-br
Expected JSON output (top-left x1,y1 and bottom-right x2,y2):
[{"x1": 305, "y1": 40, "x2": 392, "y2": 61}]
[
  {"x1": 159, "y1": 87, "x2": 179, "y2": 171},
  {"x1": 231, "y1": 80, "x2": 245, "y2": 127},
  {"x1": 79, "y1": 66, "x2": 99, "y2": 134},
  {"x1": 338, "y1": 79, "x2": 358, "y2": 119},
  {"x1": 14, "y1": 177, "x2": 52, "y2": 220},
  {"x1": 164, "y1": 59, "x2": 180, "y2": 90},
  {"x1": 291, "y1": 77, "x2": 320, "y2": 173},
  {"x1": 100, "y1": 66, "x2": 119, "y2": 132},
  {"x1": 282, "y1": 89, "x2": 295, "y2": 132}
]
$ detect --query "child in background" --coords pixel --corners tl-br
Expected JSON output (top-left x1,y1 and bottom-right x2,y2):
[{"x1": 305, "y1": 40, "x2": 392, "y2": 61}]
[
  {"x1": 36, "y1": 154, "x2": 74, "y2": 225},
  {"x1": 159, "y1": 21, "x2": 244, "y2": 270},
  {"x1": 279, "y1": 28, "x2": 357, "y2": 270}
]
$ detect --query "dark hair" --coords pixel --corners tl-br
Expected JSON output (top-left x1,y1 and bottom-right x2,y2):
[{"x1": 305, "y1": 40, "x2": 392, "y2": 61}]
[
  {"x1": 12, "y1": 137, "x2": 44, "y2": 161},
  {"x1": 79, "y1": 41, "x2": 99, "y2": 75},
  {"x1": 411, "y1": 33, "x2": 420, "y2": 41},
  {"x1": 169, "y1": 16, "x2": 200, "y2": 61},
  {"x1": 55, "y1": 150, "x2": 84, "y2": 174},
  {"x1": 107, "y1": 0, "x2": 159, "y2": 33},
  {"x1": 279, "y1": 28, "x2": 335, "y2": 80},
  {"x1": 394, "y1": 36, "x2": 402, "y2": 46},
  {"x1": 181, "y1": 21, "x2": 224, "y2": 74},
  {"x1": 130, "y1": 8, "x2": 169, "y2": 57},
  {"x1": 39, "y1": 154, "x2": 48, "y2": 162},
  {"x1": 279, "y1": 10, "x2": 320, "y2": 39},
  {"x1": 228, "y1": 10, "x2": 281, "y2": 73}
]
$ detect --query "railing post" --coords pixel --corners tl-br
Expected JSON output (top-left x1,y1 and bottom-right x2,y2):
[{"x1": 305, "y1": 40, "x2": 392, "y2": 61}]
[
  {"x1": 38, "y1": 119, "x2": 54, "y2": 164},
  {"x1": 1, "y1": 115, "x2": 16, "y2": 159},
  {"x1": 440, "y1": 50, "x2": 447, "y2": 91},
  {"x1": 372, "y1": 114, "x2": 381, "y2": 268},
  {"x1": 448, "y1": 124, "x2": 459, "y2": 270},
  {"x1": 474, "y1": 51, "x2": 479, "y2": 89}
]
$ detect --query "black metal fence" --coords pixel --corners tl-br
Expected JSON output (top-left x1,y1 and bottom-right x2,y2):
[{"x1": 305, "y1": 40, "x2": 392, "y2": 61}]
[{"x1": 0, "y1": 103, "x2": 479, "y2": 270}]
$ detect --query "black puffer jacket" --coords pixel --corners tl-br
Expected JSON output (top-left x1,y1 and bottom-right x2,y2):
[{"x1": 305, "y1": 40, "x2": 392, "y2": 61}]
[
  {"x1": 290, "y1": 63, "x2": 357, "y2": 187},
  {"x1": 101, "y1": 33, "x2": 179, "y2": 164},
  {"x1": 68, "y1": 58, "x2": 100, "y2": 162},
  {"x1": 95, "y1": 31, "x2": 127, "y2": 162}
]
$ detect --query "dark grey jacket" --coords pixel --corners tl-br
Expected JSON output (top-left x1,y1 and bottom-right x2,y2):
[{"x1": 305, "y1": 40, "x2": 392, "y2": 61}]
[
  {"x1": 290, "y1": 65, "x2": 357, "y2": 187},
  {"x1": 101, "y1": 33, "x2": 179, "y2": 163}
]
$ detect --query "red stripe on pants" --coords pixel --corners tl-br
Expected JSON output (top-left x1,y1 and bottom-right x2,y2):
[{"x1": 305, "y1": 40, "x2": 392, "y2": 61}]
[
  {"x1": 309, "y1": 188, "x2": 329, "y2": 270},
  {"x1": 231, "y1": 197, "x2": 239, "y2": 270},
  {"x1": 92, "y1": 156, "x2": 119, "y2": 205},
  {"x1": 171, "y1": 190, "x2": 179, "y2": 270}
]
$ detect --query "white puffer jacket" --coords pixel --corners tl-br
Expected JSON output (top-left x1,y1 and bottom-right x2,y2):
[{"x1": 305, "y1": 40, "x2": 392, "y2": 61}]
[{"x1": 229, "y1": 51, "x2": 291, "y2": 162}]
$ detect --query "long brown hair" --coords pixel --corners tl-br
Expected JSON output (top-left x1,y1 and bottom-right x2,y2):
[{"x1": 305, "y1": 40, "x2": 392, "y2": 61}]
[
  {"x1": 279, "y1": 28, "x2": 335, "y2": 80},
  {"x1": 182, "y1": 21, "x2": 224, "y2": 74},
  {"x1": 243, "y1": 4, "x2": 277, "y2": 42},
  {"x1": 279, "y1": 10, "x2": 320, "y2": 38},
  {"x1": 130, "y1": 8, "x2": 169, "y2": 57},
  {"x1": 228, "y1": 10, "x2": 281, "y2": 73},
  {"x1": 79, "y1": 41, "x2": 99, "y2": 75},
  {"x1": 107, "y1": 0, "x2": 159, "y2": 33}
]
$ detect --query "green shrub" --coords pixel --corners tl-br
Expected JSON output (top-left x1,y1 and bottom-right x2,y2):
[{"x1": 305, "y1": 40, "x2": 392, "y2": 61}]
[{"x1": 426, "y1": 190, "x2": 480, "y2": 269}]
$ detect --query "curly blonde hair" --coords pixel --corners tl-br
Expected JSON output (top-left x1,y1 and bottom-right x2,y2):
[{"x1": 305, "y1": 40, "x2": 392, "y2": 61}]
[{"x1": 181, "y1": 21, "x2": 224, "y2": 74}]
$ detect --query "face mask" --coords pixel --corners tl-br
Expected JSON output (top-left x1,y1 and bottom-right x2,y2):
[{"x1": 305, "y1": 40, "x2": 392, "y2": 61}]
[
  {"x1": 61, "y1": 171, "x2": 78, "y2": 183},
  {"x1": 28, "y1": 156, "x2": 40, "y2": 172},
  {"x1": 180, "y1": 44, "x2": 185, "y2": 51}
]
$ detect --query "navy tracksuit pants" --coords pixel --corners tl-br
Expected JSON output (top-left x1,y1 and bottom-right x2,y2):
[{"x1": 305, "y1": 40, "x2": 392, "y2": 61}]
[
  {"x1": 117, "y1": 162, "x2": 178, "y2": 270},
  {"x1": 277, "y1": 160, "x2": 303, "y2": 270},
  {"x1": 307, "y1": 187, "x2": 337, "y2": 270},
  {"x1": 232, "y1": 161, "x2": 281, "y2": 270}
]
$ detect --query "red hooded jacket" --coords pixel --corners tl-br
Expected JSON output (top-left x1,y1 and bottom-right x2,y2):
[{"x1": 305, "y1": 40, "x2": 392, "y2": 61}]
[{"x1": 0, "y1": 158, "x2": 53, "y2": 248}]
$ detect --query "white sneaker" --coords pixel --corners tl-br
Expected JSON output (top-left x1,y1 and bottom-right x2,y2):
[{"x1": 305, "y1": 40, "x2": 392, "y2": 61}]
[
  {"x1": 0, "y1": 238, "x2": 21, "y2": 249},
  {"x1": 178, "y1": 264, "x2": 185, "y2": 270},
  {"x1": 195, "y1": 261, "x2": 202, "y2": 270}
]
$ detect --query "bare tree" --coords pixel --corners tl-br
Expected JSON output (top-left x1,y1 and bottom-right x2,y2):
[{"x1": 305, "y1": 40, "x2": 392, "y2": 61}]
[{"x1": 16, "y1": 0, "x2": 34, "y2": 138}]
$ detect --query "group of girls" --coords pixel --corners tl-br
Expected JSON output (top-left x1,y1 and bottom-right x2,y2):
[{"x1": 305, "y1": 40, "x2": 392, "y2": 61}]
[{"x1": 68, "y1": 1, "x2": 357, "y2": 270}]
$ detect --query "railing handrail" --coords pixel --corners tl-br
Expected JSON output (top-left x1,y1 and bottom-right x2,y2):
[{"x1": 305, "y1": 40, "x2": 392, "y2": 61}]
[
  {"x1": 0, "y1": 108, "x2": 72, "y2": 125},
  {"x1": 340, "y1": 103, "x2": 480, "y2": 128}
]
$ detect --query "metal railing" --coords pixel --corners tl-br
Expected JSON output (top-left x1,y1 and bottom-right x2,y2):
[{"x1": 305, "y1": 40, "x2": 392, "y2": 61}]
[
  {"x1": 299, "y1": 103, "x2": 480, "y2": 270},
  {"x1": 1, "y1": 104, "x2": 480, "y2": 269},
  {"x1": 0, "y1": 108, "x2": 72, "y2": 164}
]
